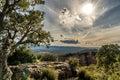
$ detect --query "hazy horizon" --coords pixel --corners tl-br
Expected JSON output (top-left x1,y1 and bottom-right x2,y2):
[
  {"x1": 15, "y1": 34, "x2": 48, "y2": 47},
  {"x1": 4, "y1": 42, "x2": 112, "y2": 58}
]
[{"x1": 30, "y1": 45, "x2": 99, "y2": 54}]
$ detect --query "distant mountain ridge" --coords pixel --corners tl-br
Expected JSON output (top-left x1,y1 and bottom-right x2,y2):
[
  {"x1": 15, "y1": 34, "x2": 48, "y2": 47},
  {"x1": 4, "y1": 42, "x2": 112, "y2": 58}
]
[{"x1": 30, "y1": 46, "x2": 98, "y2": 54}]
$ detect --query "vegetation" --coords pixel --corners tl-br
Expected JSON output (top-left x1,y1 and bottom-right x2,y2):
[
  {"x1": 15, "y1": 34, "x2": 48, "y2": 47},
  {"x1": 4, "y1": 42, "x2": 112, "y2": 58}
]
[
  {"x1": 66, "y1": 57, "x2": 79, "y2": 77},
  {"x1": 30, "y1": 68, "x2": 58, "y2": 80},
  {"x1": 77, "y1": 63, "x2": 120, "y2": 80},
  {"x1": 77, "y1": 65, "x2": 106, "y2": 80},
  {"x1": 77, "y1": 68, "x2": 93, "y2": 80},
  {"x1": 41, "y1": 68, "x2": 58, "y2": 80},
  {"x1": 4, "y1": 43, "x2": 120, "y2": 80},
  {"x1": 30, "y1": 71, "x2": 41, "y2": 80},
  {"x1": 96, "y1": 44, "x2": 120, "y2": 69},
  {"x1": 8, "y1": 46, "x2": 37, "y2": 65},
  {"x1": 67, "y1": 57, "x2": 79, "y2": 69},
  {"x1": 59, "y1": 49, "x2": 97, "y2": 65},
  {"x1": 0, "y1": 0, "x2": 53, "y2": 79},
  {"x1": 77, "y1": 44, "x2": 120, "y2": 80},
  {"x1": 38, "y1": 53, "x2": 59, "y2": 61}
]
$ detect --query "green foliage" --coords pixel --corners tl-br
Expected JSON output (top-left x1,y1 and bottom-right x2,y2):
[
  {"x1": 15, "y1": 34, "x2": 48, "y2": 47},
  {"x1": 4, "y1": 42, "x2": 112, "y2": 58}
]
[
  {"x1": 41, "y1": 68, "x2": 58, "y2": 80},
  {"x1": 67, "y1": 57, "x2": 79, "y2": 69},
  {"x1": 107, "y1": 62, "x2": 120, "y2": 80},
  {"x1": 0, "y1": 0, "x2": 53, "y2": 53},
  {"x1": 30, "y1": 68, "x2": 58, "y2": 80},
  {"x1": 8, "y1": 46, "x2": 37, "y2": 65},
  {"x1": 77, "y1": 64, "x2": 120, "y2": 80},
  {"x1": 77, "y1": 65, "x2": 103, "y2": 80},
  {"x1": 66, "y1": 57, "x2": 79, "y2": 77},
  {"x1": 108, "y1": 73, "x2": 120, "y2": 80},
  {"x1": 30, "y1": 72, "x2": 42, "y2": 80},
  {"x1": 38, "y1": 54, "x2": 59, "y2": 61},
  {"x1": 0, "y1": 0, "x2": 53, "y2": 79},
  {"x1": 26, "y1": 77, "x2": 35, "y2": 80},
  {"x1": 96, "y1": 44, "x2": 120, "y2": 69},
  {"x1": 77, "y1": 69, "x2": 93, "y2": 80}
]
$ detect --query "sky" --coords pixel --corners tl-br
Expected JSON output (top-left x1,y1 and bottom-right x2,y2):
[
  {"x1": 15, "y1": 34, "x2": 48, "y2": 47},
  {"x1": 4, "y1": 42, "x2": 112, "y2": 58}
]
[{"x1": 36, "y1": 0, "x2": 120, "y2": 47}]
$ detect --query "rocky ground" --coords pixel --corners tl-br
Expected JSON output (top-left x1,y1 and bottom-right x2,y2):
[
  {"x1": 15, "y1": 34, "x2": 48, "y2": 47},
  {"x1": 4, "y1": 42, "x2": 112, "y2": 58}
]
[{"x1": 10, "y1": 62, "x2": 72, "y2": 80}]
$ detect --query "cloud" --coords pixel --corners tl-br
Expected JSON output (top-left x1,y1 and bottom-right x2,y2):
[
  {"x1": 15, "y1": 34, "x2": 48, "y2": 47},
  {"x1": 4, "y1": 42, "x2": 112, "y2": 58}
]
[
  {"x1": 58, "y1": 7, "x2": 94, "y2": 38},
  {"x1": 60, "y1": 39, "x2": 80, "y2": 44},
  {"x1": 93, "y1": 5, "x2": 120, "y2": 28},
  {"x1": 85, "y1": 26, "x2": 120, "y2": 45},
  {"x1": 37, "y1": 0, "x2": 120, "y2": 46}
]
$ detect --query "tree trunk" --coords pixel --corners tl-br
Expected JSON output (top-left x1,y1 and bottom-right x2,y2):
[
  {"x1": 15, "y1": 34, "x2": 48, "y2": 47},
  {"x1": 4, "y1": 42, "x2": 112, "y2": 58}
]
[{"x1": 0, "y1": 48, "x2": 13, "y2": 80}]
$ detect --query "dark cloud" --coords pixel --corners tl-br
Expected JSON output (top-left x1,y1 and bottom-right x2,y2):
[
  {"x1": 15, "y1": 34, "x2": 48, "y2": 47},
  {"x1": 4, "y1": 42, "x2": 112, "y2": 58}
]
[
  {"x1": 93, "y1": 5, "x2": 120, "y2": 28},
  {"x1": 60, "y1": 39, "x2": 80, "y2": 44}
]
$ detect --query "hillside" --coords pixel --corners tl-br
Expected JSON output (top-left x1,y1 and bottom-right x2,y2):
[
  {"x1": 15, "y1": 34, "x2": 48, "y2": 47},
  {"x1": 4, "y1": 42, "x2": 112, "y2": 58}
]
[{"x1": 30, "y1": 46, "x2": 98, "y2": 54}]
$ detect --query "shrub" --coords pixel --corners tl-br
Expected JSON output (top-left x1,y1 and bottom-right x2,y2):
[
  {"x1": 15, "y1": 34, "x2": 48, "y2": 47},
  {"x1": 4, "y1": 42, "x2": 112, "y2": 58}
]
[
  {"x1": 66, "y1": 57, "x2": 79, "y2": 77},
  {"x1": 30, "y1": 72, "x2": 42, "y2": 80},
  {"x1": 77, "y1": 69, "x2": 93, "y2": 80},
  {"x1": 67, "y1": 57, "x2": 79, "y2": 68},
  {"x1": 108, "y1": 73, "x2": 120, "y2": 80},
  {"x1": 77, "y1": 65, "x2": 109, "y2": 80},
  {"x1": 26, "y1": 77, "x2": 35, "y2": 80},
  {"x1": 39, "y1": 54, "x2": 58, "y2": 61},
  {"x1": 107, "y1": 62, "x2": 120, "y2": 80},
  {"x1": 41, "y1": 68, "x2": 58, "y2": 80},
  {"x1": 29, "y1": 68, "x2": 58, "y2": 80},
  {"x1": 8, "y1": 46, "x2": 37, "y2": 65}
]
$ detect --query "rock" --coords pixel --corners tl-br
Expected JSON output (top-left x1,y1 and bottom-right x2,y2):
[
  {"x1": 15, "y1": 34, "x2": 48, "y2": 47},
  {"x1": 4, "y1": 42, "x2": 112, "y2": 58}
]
[{"x1": 10, "y1": 62, "x2": 71, "y2": 80}]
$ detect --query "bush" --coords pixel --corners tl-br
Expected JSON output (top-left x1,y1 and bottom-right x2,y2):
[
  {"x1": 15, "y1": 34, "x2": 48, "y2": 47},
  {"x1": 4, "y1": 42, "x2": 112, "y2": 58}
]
[
  {"x1": 41, "y1": 68, "x2": 58, "y2": 80},
  {"x1": 67, "y1": 57, "x2": 79, "y2": 68},
  {"x1": 77, "y1": 66, "x2": 103, "y2": 80},
  {"x1": 8, "y1": 46, "x2": 37, "y2": 65},
  {"x1": 66, "y1": 57, "x2": 79, "y2": 77},
  {"x1": 77, "y1": 69, "x2": 93, "y2": 80},
  {"x1": 108, "y1": 73, "x2": 120, "y2": 80},
  {"x1": 38, "y1": 54, "x2": 58, "y2": 61},
  {"x1": 96, "y1": 44, "x2": 120, "y2": 69},
  {"x1": 29, "y1": 68, "x2": 58, "y2": 80},
  {"x1": 30, "y1": 72, "x2": 42, "y2": 80}
]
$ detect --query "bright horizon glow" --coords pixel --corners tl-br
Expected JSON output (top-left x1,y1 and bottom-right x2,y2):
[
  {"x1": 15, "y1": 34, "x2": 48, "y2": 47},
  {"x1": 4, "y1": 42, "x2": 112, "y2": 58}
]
[{"x1": 82, "y1": 3, "x2": 94, "y2": 15}]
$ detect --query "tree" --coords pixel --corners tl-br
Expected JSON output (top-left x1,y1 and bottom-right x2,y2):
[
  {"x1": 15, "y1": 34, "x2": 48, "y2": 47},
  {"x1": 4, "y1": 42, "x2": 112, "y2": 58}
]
[
  {"x1": 96, "y1": 44, "x2": 120, "y2": 69},
  {"x1": 39, "y1": 54, "x2": 58, "y2": 61},
  {"x1": 8, "y1": 46, "x2": 37, "y2": 65},
  {"x1": 0, "y1": 0, "x2": 53, "y2": 80}
]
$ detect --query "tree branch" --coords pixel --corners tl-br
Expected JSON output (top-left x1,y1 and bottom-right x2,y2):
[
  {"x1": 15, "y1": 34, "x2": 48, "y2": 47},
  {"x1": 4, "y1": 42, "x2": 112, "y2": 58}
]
[
  {"x1": 12, "y1": 30, "x2": 17, "y2": 40},
  {"x1": 13, "y1": 19, "x2": 32, "y2": 48},
  {"x1": 6, "y1": 0, "x2": 21, "y2": 14},
  {"x1": 0, "y1": 0, "x2": 21, "y2": 29},
  {"x1": 19, "y1": 39, "x2": 42, "y2": 45},
  {"x1": 6, "y1": 29, "x2": 12, "y2": 39},
  {"x1": 0, "y1": 0, "x2": 9, "y2": 29},
  {"x1": 2, "y1": 0, "x2": 9, "y2": 14}
]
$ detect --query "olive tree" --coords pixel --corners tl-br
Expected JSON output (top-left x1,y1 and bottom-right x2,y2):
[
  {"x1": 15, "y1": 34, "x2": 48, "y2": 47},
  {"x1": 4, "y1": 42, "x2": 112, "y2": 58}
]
[{"x1": 0, "y1": 0, "x2": 53, "y2": 80}]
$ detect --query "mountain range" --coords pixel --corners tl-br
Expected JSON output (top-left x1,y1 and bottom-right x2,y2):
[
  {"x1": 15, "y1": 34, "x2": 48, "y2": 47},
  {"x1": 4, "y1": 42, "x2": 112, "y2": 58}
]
[{"x1": 30, "y1": 46, "x2": 98, "y2": 54}]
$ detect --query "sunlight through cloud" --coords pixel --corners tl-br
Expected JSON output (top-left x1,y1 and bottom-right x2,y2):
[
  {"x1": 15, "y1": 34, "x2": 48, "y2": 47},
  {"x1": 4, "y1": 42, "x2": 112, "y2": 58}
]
[{"x1": 82, "y1": 3, "x2": 94, "y2": 15}]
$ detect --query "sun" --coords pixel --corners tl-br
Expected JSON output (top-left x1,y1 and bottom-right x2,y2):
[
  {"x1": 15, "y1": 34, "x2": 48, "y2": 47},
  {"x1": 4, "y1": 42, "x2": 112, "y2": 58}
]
[{"x1": 82, "y1": 3, "x2": 94, "y2": 15}]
